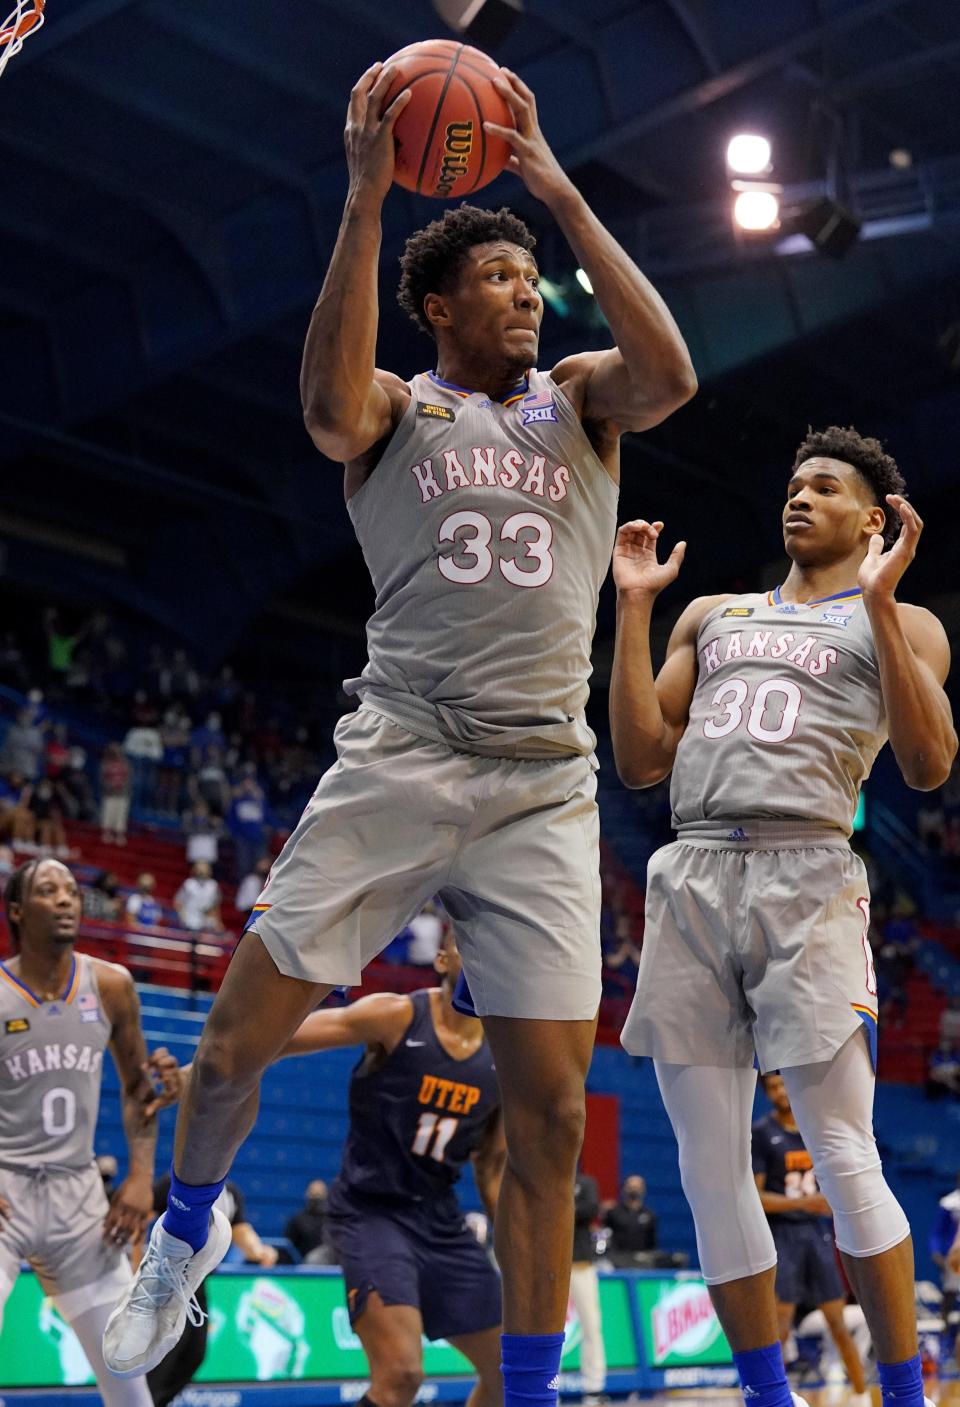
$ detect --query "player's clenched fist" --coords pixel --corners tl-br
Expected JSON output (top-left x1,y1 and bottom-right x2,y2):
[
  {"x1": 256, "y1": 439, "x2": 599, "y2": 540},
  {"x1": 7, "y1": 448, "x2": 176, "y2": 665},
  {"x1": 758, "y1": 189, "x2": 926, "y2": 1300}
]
[{"x1": 612, "y1": 519, "x2": 686, "y2": 598}]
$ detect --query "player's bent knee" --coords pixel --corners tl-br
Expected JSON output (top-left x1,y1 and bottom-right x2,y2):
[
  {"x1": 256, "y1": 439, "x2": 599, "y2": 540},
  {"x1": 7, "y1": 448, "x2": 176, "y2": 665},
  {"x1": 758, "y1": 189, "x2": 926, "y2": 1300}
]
[
  {"x1": 374, "y1": 1362, "x2": 425, "y2": 1407},
  {"x1": 812, "y1": 1156, "x2": 909, "y2": 1257},
  {"x1": 192, "y1": 1030, "x2": 263, "y2": 1094},
  {"x1": 505, "y1": 1094, "x2": 584, "y2": 1178}
]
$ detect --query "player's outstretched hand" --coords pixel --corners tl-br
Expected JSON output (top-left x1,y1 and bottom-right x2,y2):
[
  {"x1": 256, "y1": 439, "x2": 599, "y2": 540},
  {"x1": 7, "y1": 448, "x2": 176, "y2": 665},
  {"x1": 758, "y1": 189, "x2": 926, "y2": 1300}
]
[
  {"x1": 486, "y1": 68, "x2": 571, "y2": 204},
  {"x1": 345, "y1": 62, "x2": 412, "y2": 203},
  {"x1": 142, "y1": 1047, "x2": 185, "y2": 1116},
  {"x1": 613, "y1": 519, "x2": 686, "y2": 598},
  {"x1": 0, "y1": 1192, "x2": 12, "y2": 1225},
  {"x1": 858, "y1": 495, "x2": 921, "y2": 601},
  {"x1": 103, "y1": 1176, "x2": 153, "y2": 1248}
]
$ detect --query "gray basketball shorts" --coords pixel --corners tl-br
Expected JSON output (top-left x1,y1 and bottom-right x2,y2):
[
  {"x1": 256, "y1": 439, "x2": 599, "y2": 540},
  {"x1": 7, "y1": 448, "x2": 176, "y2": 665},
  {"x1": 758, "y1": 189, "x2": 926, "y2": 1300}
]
[
  {"x1": 0, "y1": 1162, "x2": 130, "y2": 1303},
  {"x1": 621, "y1": 837, "x2": 878, "y2": 1072},
  {"x1": 246, "y1": 705, "x2": 602, "y2": 1020}
]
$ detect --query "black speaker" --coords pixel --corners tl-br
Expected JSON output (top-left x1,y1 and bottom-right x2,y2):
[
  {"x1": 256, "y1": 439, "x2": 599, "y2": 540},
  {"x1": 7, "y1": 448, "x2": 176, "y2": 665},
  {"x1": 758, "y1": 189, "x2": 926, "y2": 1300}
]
[
  {"x1": 794, "y1": 196, "x2": 862, "y2": 259},
  {"x1": 432, "y1": 0, "x2": 523, "y2": 50}
]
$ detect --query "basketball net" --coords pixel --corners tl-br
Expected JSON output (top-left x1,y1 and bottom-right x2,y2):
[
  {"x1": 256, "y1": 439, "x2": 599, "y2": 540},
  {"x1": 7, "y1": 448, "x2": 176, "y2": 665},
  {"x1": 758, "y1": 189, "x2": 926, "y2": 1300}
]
[{"x1": 0, "y1": 0, "x2": 45, "y2": 77}]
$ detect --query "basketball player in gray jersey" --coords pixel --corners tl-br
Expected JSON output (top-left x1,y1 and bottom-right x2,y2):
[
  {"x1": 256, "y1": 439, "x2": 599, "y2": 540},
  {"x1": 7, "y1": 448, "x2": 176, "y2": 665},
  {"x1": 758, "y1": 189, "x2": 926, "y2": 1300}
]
[
  {"x1": 1, "y1": 857, "x2": 160, "y2": 1406},
  {"x1": 610, "y1": 425, "x2": 956, "y2": 1407},
  {"x1": 104, "y1": 58, "x2": 696, "y2": 1404}
]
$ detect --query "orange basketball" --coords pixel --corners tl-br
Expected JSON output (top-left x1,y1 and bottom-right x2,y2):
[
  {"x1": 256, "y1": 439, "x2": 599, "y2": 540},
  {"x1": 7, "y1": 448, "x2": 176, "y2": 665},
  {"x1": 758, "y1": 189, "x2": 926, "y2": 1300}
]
[{"x1": 382, "y1": 39, "x2": 515, "y2": 200}]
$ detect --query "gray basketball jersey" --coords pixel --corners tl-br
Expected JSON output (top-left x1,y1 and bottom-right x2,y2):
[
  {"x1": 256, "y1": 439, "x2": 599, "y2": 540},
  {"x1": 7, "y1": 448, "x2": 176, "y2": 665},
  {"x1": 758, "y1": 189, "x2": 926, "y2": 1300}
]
[
  {"x1": 344, "y1": 368, "x2": 619, "y2": 759},
  {"x1": 670, "y1": 587, "x2": 886, "y2": 837},
  {"x1": 0, "y1": 952, "x2": 109, "y2": 1170}
]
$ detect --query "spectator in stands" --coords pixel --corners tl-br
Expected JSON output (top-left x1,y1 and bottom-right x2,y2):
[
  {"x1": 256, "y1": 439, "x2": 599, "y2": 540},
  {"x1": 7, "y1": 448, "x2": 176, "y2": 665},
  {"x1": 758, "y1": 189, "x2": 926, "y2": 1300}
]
[
  {"x1": 8, "y1": 773, "x2": 37, "y2": 846},
  {"x1": 0, "y1": 771, "x2": 25, "y2": 841},
  {"x1": 604, "y1": 911, "x2": 642, "y2": 978},
  {"x1": 190, "y1": 745, "x2": 231, "y2": 818},
  {"x1": 126, "y1": 873, "x2": 163, "y2": 930},
  {"x1": 28, "y1": 776, "x2": 67, "y2": 854},
  {"x1": 284, "y1": 1179, "x2": 335, "y2": 1264},
  {"x1": 100, "y1": 740, "x2": 132, "y2": 845},
  {"x1": 0, "y1": 706, "x2": 47, "y2": 781},
  {"x1": 124, "y1": 710, "x2": 164, "y2": 812},
  {"x1": 406, "y1": 898, "x2": 445, "y2": 966},
  {"x1": 0, "y1": 842, "x2": 14, "y2": 883},
  {"x1": 157, "y1": 705, "x2": 191, "y2": 816},
  {"x1": 84, "y1": 869, "x2": 122, "y2": 922},
  {"x1": 927, "y1": 1039, "x2": 960, "y2": 1098},
  {"x1": 182, "y1": 797, "x2": 223, "y2": 869},
  {"x1": 43, "y1": 605, "x2": 89, "y2": 686},
  {"x1": 190, "y1": 711, "x2": 227, "y2": 765},
  {"x1": 571, "y1": 1169, "x2": 606, "y2": 1404},
  {"x1": 159, "y1": 648, "x2": 200, "y2": 704},
  {"x1": 44, "y1": 722, "x2": 71, "y2": 779},
  {"x1": 604, "y1": 1175, "x2": 658, "y2": 1264},
  {"x1": 227, "y1": 772, "x2": 268, "y2": 883},
  {"x1": 236, "y1": 855, "x2": 271, "y2": 916},
  {"x1": 59, "y1": 746, "x2": 97, "y2": 823},
  {"x1": 174, "y1": 860, "x2": 223, "y2": 935}
]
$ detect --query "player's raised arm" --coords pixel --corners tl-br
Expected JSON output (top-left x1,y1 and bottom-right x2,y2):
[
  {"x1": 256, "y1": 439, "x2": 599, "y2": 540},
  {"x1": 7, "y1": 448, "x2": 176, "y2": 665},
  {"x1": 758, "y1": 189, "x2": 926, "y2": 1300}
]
[
  {"x1": 280, "y1": 992, "x2": 415, "y2": 1056},
  {"x1": 487, "y1": 69, "x2": 696, "y2": 432},
  {"x1": 859, "y1": 495, "x2": 957, "y2": 790},
  {"x1": 100, "y1": 963, "x2": 157, "y2": 1244},
  {"x1": 300, "y1": 63, "x2": 413, "y2": 463},
  {"x1": 610, "y1": 519, "x2": 718, "y2": 788}
]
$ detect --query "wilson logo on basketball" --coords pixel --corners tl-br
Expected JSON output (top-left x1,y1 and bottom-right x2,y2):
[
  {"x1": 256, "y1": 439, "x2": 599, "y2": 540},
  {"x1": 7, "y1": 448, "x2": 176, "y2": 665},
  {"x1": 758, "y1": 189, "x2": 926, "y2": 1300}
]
[{"x1": 435, "y1": 122, "x2": 474, "y2": 196}]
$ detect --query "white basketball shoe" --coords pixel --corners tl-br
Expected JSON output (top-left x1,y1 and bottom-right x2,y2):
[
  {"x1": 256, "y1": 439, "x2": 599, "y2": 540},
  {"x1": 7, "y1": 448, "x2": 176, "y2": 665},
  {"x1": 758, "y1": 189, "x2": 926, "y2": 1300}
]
[{"x1": 102, "y1": 1207, "x2": 232, "y2": 1377}]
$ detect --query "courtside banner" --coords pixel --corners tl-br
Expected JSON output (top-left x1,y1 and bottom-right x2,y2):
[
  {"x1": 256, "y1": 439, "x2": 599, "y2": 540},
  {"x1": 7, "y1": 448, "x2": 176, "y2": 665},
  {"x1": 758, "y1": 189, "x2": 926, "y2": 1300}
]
[
  {"x1": 0, "y1": 1269, "x2": 639, "y2": 1389},
  {"x1": 633, "y1": 1274, "x2": 733, "y2": 1367}
]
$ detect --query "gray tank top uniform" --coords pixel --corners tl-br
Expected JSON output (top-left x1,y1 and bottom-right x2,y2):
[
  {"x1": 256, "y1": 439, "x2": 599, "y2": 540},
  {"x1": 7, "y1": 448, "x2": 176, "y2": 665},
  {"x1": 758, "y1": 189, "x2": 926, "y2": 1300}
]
[
  {"x1": 344, "y1": 368, "x2": 619, "y2": 760},
  {"x1": 670, "y1": 586, "x2": 885, "y2": 842},
  {"x1": 0, "y1": 951, "x2": 109, "y2": 1171}
]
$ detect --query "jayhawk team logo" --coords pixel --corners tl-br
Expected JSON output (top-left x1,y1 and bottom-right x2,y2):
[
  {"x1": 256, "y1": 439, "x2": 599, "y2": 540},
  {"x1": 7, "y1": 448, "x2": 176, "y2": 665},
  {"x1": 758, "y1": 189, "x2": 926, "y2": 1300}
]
[{"x1": 519, "y1": 389, "x2": 558, "y2": 425}]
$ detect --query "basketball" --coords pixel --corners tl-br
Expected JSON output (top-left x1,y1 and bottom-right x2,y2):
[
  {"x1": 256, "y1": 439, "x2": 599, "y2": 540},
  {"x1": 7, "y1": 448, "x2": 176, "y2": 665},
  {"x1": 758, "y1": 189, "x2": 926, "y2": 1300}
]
[{"x1": 382, "y1": 39, "x2": 515, "y2": 200}]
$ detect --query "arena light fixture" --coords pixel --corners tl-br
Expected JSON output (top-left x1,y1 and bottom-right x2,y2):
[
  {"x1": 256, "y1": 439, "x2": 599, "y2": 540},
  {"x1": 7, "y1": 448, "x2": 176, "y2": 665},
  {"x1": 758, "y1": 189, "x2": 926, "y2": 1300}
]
[
  {"x1": 726, "y1": 133, "x2": 772, "y2": 176},
  {"x1": 733, "y1": 189, "x2": 780, "y2": 232}
]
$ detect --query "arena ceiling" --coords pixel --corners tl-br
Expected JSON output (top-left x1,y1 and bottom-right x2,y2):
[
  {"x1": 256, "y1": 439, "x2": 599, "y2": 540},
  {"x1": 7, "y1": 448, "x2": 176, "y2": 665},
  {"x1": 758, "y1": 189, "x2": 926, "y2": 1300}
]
[{"x1": 1, "y1": 0, "x2": 958, "y2": 669}]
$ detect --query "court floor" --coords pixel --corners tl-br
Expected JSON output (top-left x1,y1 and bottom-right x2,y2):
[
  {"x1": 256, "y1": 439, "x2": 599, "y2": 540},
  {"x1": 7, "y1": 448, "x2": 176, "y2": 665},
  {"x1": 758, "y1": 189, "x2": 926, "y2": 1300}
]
[{"x1": 633, "y1": 1385, "x2": 958, "y2": 1407}]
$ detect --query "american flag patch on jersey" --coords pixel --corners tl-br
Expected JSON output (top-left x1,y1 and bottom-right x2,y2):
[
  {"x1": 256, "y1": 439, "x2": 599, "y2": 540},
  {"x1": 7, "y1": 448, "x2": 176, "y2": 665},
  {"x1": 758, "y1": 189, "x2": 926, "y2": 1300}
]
[
  {"x1": 519, "y1": 389, "x2": 558, "y2": 425},
  {"x1": 78, "y1": 993, "x2": 97, "y2": 1010}
]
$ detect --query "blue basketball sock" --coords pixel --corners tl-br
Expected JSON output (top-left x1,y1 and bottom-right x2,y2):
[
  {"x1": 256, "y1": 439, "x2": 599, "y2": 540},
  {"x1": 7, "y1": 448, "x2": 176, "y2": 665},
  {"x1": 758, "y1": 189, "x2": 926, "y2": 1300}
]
[
  {"x1": 878, "y1": 1354, "x2": 924, "y2": 1407},
  {"x1": 732, "y1": 1343, "x2": 793, "y2": 1407},
  {"x1": 501, "y1": 1332, "x2": 565, "y2": 1407},
  {"x1": 162, "y1": 1170, "x2": 225, "y2": 1252}
]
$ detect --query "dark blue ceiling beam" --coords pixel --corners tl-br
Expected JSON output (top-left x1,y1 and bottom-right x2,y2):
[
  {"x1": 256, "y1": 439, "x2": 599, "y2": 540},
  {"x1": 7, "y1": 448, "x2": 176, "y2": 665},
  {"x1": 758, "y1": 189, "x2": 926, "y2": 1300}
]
[
  {"x1": 0, "y1": 129, "x2": 236, "y2": 321},
  {"x1": 562, "y1": 0, "x2": 911, "y2": 168}
]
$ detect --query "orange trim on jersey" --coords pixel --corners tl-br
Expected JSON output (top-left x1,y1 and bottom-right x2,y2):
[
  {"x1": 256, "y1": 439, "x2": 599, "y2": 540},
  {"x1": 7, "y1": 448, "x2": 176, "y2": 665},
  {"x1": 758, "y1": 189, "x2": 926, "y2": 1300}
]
[
  {"x1": 251, "y1": 903, "x2": 272, "y2": 913},
  {"x1": 851, "y1": 1002, "x2": 878, "y2": 1023},
  {"x1": 0, "y1": 963, "x2": 42, "y2": 1007}
]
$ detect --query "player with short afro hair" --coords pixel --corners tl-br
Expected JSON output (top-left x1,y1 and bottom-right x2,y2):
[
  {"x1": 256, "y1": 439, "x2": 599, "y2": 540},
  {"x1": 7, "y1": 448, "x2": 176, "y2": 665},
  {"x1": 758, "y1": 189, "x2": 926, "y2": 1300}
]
[
  {"x1": 397, "y1": 203, "x2": 537, "y2": 338},
  {"x1": 794, "y1": 425, "x2": 906, "y2": 550}
]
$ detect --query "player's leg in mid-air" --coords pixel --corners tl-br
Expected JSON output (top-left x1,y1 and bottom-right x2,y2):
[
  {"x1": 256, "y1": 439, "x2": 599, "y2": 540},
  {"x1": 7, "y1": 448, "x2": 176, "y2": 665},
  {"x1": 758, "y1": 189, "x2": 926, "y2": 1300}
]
[
  {"x1": 483, "y1": 1016, "x2": 597, "y2": 1332},
  {"x1": 103, "y1": 710, "x2": 483, "y2": 1377}
]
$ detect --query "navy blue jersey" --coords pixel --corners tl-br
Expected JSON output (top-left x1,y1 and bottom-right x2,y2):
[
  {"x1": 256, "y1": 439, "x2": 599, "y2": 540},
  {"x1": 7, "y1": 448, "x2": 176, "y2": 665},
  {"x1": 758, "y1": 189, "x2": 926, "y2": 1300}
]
[
  {"x1": 751, "y1": 1112, "x2": 821, "y2": 1223},
  {"x1": 336, "y1": 990, "x2": 498, "y2": 1207}
]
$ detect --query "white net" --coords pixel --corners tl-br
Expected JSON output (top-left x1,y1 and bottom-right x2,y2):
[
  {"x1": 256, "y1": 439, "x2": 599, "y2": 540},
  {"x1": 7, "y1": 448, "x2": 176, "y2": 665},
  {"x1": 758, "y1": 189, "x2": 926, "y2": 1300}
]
[{"x1": 0, "y1": 0, "x2": 45, "y2": 77}]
